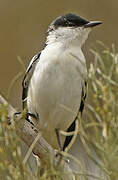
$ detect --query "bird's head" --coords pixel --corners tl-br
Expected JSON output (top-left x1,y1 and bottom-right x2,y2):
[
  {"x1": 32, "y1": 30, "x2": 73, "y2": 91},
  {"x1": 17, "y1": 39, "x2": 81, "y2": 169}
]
[{"x1": 46, "y1": 13, "x2": 102, "y2": 47}]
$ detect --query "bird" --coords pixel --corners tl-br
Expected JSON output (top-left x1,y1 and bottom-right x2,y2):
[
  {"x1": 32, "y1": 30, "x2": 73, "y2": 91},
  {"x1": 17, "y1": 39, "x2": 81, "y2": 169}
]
[{"x1": 22, "y1": 13, "x2": 102, "y2": 150}]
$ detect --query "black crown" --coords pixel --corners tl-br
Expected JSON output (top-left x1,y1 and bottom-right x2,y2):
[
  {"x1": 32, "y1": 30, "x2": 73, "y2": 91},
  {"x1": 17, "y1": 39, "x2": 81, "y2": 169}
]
[{"x1": 51, "y1": 13, "x2": 89, "y2": 28}]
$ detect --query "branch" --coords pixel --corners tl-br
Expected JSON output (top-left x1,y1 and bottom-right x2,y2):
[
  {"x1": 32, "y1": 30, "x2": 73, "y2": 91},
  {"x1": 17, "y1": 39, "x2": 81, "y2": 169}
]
[
  {"x1": 0, "y1": 94, "x2": 54, "y2": 159},
  {"x1": 0, "y1": 94, "x2": 74, "y2": 180}
]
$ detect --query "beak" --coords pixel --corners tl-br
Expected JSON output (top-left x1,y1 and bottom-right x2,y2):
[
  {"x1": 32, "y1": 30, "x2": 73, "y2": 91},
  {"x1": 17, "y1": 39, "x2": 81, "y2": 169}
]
[{"x1": 84, "y1": 21, "x2": 102, "y2": 28}]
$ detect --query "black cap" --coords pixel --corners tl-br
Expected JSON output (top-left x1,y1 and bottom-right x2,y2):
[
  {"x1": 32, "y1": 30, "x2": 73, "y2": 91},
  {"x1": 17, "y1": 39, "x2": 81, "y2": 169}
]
[
  {"x1": 51, "y1": 13, "x2": 89, "y2": 28},
  {"x1": 48, "y1": 13, "x2": 102, "y2": 33}
]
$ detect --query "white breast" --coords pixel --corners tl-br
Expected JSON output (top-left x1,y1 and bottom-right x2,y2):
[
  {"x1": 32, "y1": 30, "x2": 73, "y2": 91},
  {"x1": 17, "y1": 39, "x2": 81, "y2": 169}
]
[{"x1": 27, "y1": 43, "x2": 87, "y2": 148}]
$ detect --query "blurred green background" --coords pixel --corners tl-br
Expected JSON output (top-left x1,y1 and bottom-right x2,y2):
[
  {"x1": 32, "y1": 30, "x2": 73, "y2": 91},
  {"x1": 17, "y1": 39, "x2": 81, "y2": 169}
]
[{"x1": 0, "y1": 0, "x2": 117, "y2": 109}]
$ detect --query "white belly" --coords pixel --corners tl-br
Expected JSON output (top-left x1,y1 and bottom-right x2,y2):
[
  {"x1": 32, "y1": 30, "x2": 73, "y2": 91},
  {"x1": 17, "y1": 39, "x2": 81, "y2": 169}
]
[{"x1": 27, "y1": 49, "x2": 86, "y2": 148}]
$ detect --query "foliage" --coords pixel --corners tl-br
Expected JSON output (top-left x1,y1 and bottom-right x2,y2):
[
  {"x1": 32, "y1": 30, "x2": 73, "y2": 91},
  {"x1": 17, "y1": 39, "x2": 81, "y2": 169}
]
[{"x1": 84, "y1": 43, "x2": 118, "y2": 179}]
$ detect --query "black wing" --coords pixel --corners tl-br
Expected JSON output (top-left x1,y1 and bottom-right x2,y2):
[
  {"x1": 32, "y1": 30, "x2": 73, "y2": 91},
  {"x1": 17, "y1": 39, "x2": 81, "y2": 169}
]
[
  {"x1": 22, "y1": 53, "x2": 41, "y2": 109},
  {"x1": 63, "y1": 81, "x2": 87, "y2": 151}
]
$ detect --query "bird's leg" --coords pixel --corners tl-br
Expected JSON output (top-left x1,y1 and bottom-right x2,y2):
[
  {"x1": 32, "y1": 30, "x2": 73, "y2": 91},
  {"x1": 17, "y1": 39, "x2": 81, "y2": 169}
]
[{"x1": 55, "y1": 128, "x2": 63, "y2": 151}]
